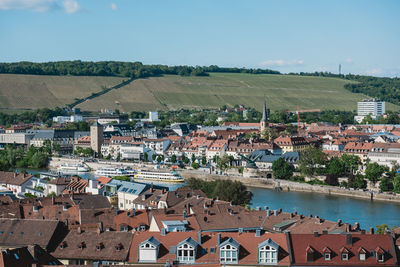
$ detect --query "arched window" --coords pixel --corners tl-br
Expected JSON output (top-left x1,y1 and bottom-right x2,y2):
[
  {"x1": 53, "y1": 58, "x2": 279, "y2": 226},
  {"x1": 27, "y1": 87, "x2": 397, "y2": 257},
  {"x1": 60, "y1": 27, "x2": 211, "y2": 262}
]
[
  {"x1": 259, "y1": 245, "x2": 278, "y2": 264},
  {"x1": 220, "y1": 244, "x2": 238, "y2": 263},
  {"x1": 177, "y1": 243, "x2": 195, "y2": 263},
  {"x1": 141, "y1": 243, "x2": 155, "y2": 249}
]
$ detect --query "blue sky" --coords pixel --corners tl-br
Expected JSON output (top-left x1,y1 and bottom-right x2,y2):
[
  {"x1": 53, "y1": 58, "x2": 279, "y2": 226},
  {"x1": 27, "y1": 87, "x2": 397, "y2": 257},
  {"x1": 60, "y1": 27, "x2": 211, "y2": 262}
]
[{"x1": 1, "y1": 0, "x2": 399, "y2": 77}]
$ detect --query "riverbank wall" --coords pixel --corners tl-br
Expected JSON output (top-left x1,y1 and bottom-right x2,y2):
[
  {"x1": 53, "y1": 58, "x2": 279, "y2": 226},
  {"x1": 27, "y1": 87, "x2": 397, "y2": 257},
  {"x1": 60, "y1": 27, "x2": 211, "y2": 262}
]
[
  {"x1": 180, "y1": 170, "x2": 400, "y2": 204},
  {"x1": 49, "y1": 157, "x2": 400, "y2": 204}
]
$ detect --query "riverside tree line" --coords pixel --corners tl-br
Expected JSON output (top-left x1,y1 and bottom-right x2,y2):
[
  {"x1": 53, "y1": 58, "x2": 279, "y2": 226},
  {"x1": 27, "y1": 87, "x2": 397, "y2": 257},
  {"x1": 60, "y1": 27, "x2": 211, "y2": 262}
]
[{"x1": 272, "y1": 146, "x2": 400, "y2": 193}]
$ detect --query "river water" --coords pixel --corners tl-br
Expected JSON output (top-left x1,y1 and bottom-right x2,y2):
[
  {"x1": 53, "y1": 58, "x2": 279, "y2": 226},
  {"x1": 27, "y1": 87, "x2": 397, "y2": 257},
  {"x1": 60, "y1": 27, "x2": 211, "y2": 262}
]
[
  {"x1": 249, "y1": 186, "x2": 400, "y2": 230},
  {"x1": 23, "y1": 169, "x2": 400, "y2": 230}
]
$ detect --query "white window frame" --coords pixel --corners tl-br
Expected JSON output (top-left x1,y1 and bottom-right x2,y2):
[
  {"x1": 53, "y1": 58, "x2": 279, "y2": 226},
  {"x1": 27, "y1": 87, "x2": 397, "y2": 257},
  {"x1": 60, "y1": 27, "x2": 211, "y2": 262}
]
[
  {"x1": 359, "y1": 253, "x2": 366, "y2": 261},
  {"x1": 259, "y1": 245, "x2": 278, "y2": 264},
  {"x1": 341, "y1": 253, "x2": 348, "y2": 261},
  {"x1": 220, "y1": 244, "x2": 238, "y2": 263},
  {"x1": 177, "y1": 243, "x2": 195, "y2": 263},
  {"x1": 377, "y1": 253, "x2": 384, "y2": 262},
  {"x1": 324, "y1": 253, "x2": 331, "y2": 261}
]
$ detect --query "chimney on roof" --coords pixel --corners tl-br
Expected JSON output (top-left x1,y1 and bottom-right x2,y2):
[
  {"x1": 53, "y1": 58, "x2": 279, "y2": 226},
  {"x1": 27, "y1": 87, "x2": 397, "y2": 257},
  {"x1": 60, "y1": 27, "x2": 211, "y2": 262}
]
[
  {"x1": 255, "y1": 229, "x2": 262, "y2": 237},
  {"x1": 161, "y1": 228, "x2": 166, "y2": 236},
  {"x1": 337, "y1": 219, "x2": 342, "y2": 226},
  {"x1": 77, "y1": 227, "x2": 82, "y2": 234},
  {"x1": 217, "y1": 233, "x2": 221, "y2": 245},
  {"x1": 313, "y1": 231, "x2": 319, "y2": 237},
  {"x1": 309, "y1": 214, "x2": 313, "y2": 218},
  {"x1": 273, "y1": 210, "x2": 278, "y2": 216},
  {"x1": 322, "y1": 230, "x2": 328, "y2": 235},
  {"x1": 98, "y1": 222, "x2": 103, "y2": 233},
  {"x1": 361, "y1": 229, "x2": 366, "y2": 235},
  {"x1": 114, "y1": 207, "x2": 118, "y2": 216},
  {"x1": 370, "y1": 227, "x2": 375, "y2": 235},
  {"x1": 197, "y1": 231, "x2": 202, "y2": 245},
  {"x1": 346, "y1": 234, "x2": 352, "y2": 245},
  {"x1": 278, "y1": 208, "x2": 282, "y2": 213},
  {"x1": 142, "y1": 194, "x2": 146, "y2": 201},
  {"x1": 51, "y1": 196, "x2": 55, "y2": 205},
  {"x1": 266, "y1": 210, "x2": 271, "y2": 217},
  {"x1": 183, "y1": 210, "x2": 187, "y2": 219},
  {"x1": 264, "y1": 206, "x2": 269, "y2": 210},
  {"x1": 131, "y1": 208, "x2": 136, "y2": 217},
  {"x1": 197, "y1": 195, "x2": 200, "y2": 199},
  {"x1": 354, "y1": 222, "x2": 360, "y2": 231},
  {"x1": 33, "y1": 205, "x2": 39, "y2": 212}
]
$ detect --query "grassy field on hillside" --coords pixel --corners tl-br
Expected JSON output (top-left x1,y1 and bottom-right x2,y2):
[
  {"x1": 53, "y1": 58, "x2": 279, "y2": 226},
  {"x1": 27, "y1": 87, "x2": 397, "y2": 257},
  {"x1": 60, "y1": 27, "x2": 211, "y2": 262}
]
[
  {"x1": 1, "y1": 73, "x2": 398, "y2": 112},
  {"x1": 76, "y1": 73, "x2": 400, "y2": 112},
  {"x1": 0, "y1": 74, "x2": 125, "y2": 110}
]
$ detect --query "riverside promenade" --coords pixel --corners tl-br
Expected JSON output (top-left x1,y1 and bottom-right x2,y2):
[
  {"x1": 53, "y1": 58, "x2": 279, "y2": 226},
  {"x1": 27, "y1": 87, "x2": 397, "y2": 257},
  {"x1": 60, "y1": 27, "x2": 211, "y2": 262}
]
[{"x1": 49, "y1": 157, "x2": 400, "y2": 204}]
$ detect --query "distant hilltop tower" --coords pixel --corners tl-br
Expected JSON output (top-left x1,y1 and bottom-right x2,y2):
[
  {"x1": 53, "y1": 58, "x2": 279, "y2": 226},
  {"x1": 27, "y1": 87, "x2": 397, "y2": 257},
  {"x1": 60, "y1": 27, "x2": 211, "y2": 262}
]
[
  {"x1": 90, "y1": 122, "x2": 104, "y2": 157},
  {"x1": 260, "y1": 99, "x2": 269, "y2": 138},
  {"x1": 339, "y1": 64, "x2": 342, "y2": 75}
]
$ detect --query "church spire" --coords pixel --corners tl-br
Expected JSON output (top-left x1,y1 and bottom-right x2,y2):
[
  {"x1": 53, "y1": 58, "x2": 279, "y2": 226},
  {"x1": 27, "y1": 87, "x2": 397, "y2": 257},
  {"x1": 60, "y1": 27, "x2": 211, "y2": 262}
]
[{"x1": 261, "y1": 99, "x2": 268, "y2": 122}]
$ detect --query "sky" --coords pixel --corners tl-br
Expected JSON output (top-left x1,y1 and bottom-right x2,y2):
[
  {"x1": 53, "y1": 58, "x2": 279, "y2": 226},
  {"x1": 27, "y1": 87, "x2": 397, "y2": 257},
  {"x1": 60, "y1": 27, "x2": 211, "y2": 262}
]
[{"x1": 0, "y1": 0, "x2": 399, "y2": 77}]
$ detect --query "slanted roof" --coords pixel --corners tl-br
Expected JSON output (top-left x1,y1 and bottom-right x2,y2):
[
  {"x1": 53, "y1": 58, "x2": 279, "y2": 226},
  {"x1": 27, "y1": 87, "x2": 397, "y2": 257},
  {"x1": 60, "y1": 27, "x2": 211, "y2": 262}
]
[
  {"x1": 177, "y1": 237, "x2": 198, "y2": 248},
  {"x1": 51, "y1": 230, "x2": 132, "y2": 261},
  {"x1": 140, "y1": 236, "x2": 161, "y2": 248},
  {"x1": 0, "y1": 219, "x2": 62, "y2": 250},
  {"x1": 219, "y1": 237, "x2": 240, "y2": 249},
  {"x1": 0, "y1": 172, "x2": 33, "y2": 186},
  {"x1": 258, "y1": 238, "x2": 280, "y2": 249}
]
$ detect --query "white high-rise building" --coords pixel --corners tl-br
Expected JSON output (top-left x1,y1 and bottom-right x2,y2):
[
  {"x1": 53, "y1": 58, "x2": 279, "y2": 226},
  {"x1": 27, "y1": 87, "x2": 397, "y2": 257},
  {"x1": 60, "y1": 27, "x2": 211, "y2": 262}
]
[
  {"x1": 149, "y1": 111, "x2": 159, "y2": 122},
  {"x1": 354, "y1": 99, "x2": 385, "y2": 123}
]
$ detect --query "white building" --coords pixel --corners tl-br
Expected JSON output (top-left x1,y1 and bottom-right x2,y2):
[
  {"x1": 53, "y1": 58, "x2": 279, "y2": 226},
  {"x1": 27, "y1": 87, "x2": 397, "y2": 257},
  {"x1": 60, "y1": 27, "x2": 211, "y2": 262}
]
[
  {"x1": 143, "y1": 139, "x2": 171, "y2": 155},
  {"x1": 116, "y1": 181, "x2": 148, "y2": 210},
  {"x1": 53, "y1": 115, "x2": 83, "y2": 123},
  {"x1": 0, "y1": 172, "x2": 34, "y2": 195},
  {"x1": 355, "y1": 99, "x2": 385, "y2": 123},
  {"x1": 149, "y1": 112, "x2": 159, "y2": 122}
]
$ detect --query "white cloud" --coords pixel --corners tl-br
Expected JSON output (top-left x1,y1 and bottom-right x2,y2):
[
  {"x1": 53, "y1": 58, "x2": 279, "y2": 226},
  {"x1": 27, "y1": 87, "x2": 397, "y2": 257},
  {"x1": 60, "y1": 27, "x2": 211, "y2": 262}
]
[
  {"x1": 363, "y1": 68, "x2": 384, "y2": 76},
  {"x1": 110, "y1": 2, "x2": 117, "y2": 10},
  {"x1": 0, "y1": 0, "x2": 58, "y2": 12},
  {"x1": 259, "y1": 59, "x2": 304, "y2": 67},
  {"x1": 344, "y1": 58, "x2": 353, "y2": 64},
  {"x1": 0, "y1": 0, "x2": 81, "y2": 13},
  {"x1": 62, "y1": 0, "x2": 80, "y2": 13}
]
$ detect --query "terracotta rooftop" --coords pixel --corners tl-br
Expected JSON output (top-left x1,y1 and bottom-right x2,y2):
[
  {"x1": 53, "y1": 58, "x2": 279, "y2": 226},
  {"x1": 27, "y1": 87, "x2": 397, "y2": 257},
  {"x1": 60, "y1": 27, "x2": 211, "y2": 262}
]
[{"x1": 52, "y1": 230, "x2": 133, "y2": 262}]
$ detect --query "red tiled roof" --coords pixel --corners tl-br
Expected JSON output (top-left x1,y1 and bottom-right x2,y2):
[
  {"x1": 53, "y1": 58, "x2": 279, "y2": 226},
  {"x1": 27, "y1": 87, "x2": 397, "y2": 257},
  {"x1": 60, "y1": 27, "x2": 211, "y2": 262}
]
[
  {"x1": 290, "y1": 233, "x2": 396, "y2": 266},
  {"x1": 129, "y1": 231, "x2": 289, "y2": 265}
]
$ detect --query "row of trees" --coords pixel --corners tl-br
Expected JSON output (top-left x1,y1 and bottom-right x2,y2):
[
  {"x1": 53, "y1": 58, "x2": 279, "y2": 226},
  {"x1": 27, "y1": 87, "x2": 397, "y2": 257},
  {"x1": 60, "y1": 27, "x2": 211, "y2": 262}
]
[
  {"x1": 0, "y1": 107, "x2": 66, "y2": 126},
  {"x1": 186, "y1": 178, "x2": 253, "y2": 206},
  {"x1": 0, "y1": 143, "x2": 53, "y2": 171},
  {"x1": 271, "y1": 147, "x2": 400, "y2": 192},
  {"x1": 0, "y1": 61, "x2": 280, "y2": 79}
]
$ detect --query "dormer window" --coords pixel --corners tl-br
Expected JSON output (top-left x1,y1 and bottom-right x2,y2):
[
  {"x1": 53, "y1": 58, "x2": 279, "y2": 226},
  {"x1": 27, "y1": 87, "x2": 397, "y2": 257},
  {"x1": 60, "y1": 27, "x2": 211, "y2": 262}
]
[
  {"x1": 115, "y1": 243, "x2": 123, "y2": 251},
  {"x1": 258, "y1": 238, "x2": 279, "y2": 264},
  {"x1": 306, "y1": 246, "x2": 315, "y2": 262},
  {"x1": 96, "y1": 242, "x2": 104, "y2": 251},
  {"x1": 60, "y1": 241, "x2": 67, "y2": 249},
  {"x1": 376, "y1": 247, "x2": 385, "y2": 263},
  {"x1": 322, "y1": 247, "x2": 331, "y2": 261},
  {"x1": 341, "y1": 252, "x2": 348, "y2": 261},
  {"x1": 377, "y1": 253, "x2": 384, "y2": 262},
  {"x1": 358, "y1": 247, "x2": 367, "y2": 261},
  {"x1": 78, "y1": 241, "x2": 85, "y2": 250},
  {"x1": 340, "y1": 247, "x2": 349, "y2": 261},
  {"x1": 219, "y1": 238, "x2": 240, "y2": 264}
]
